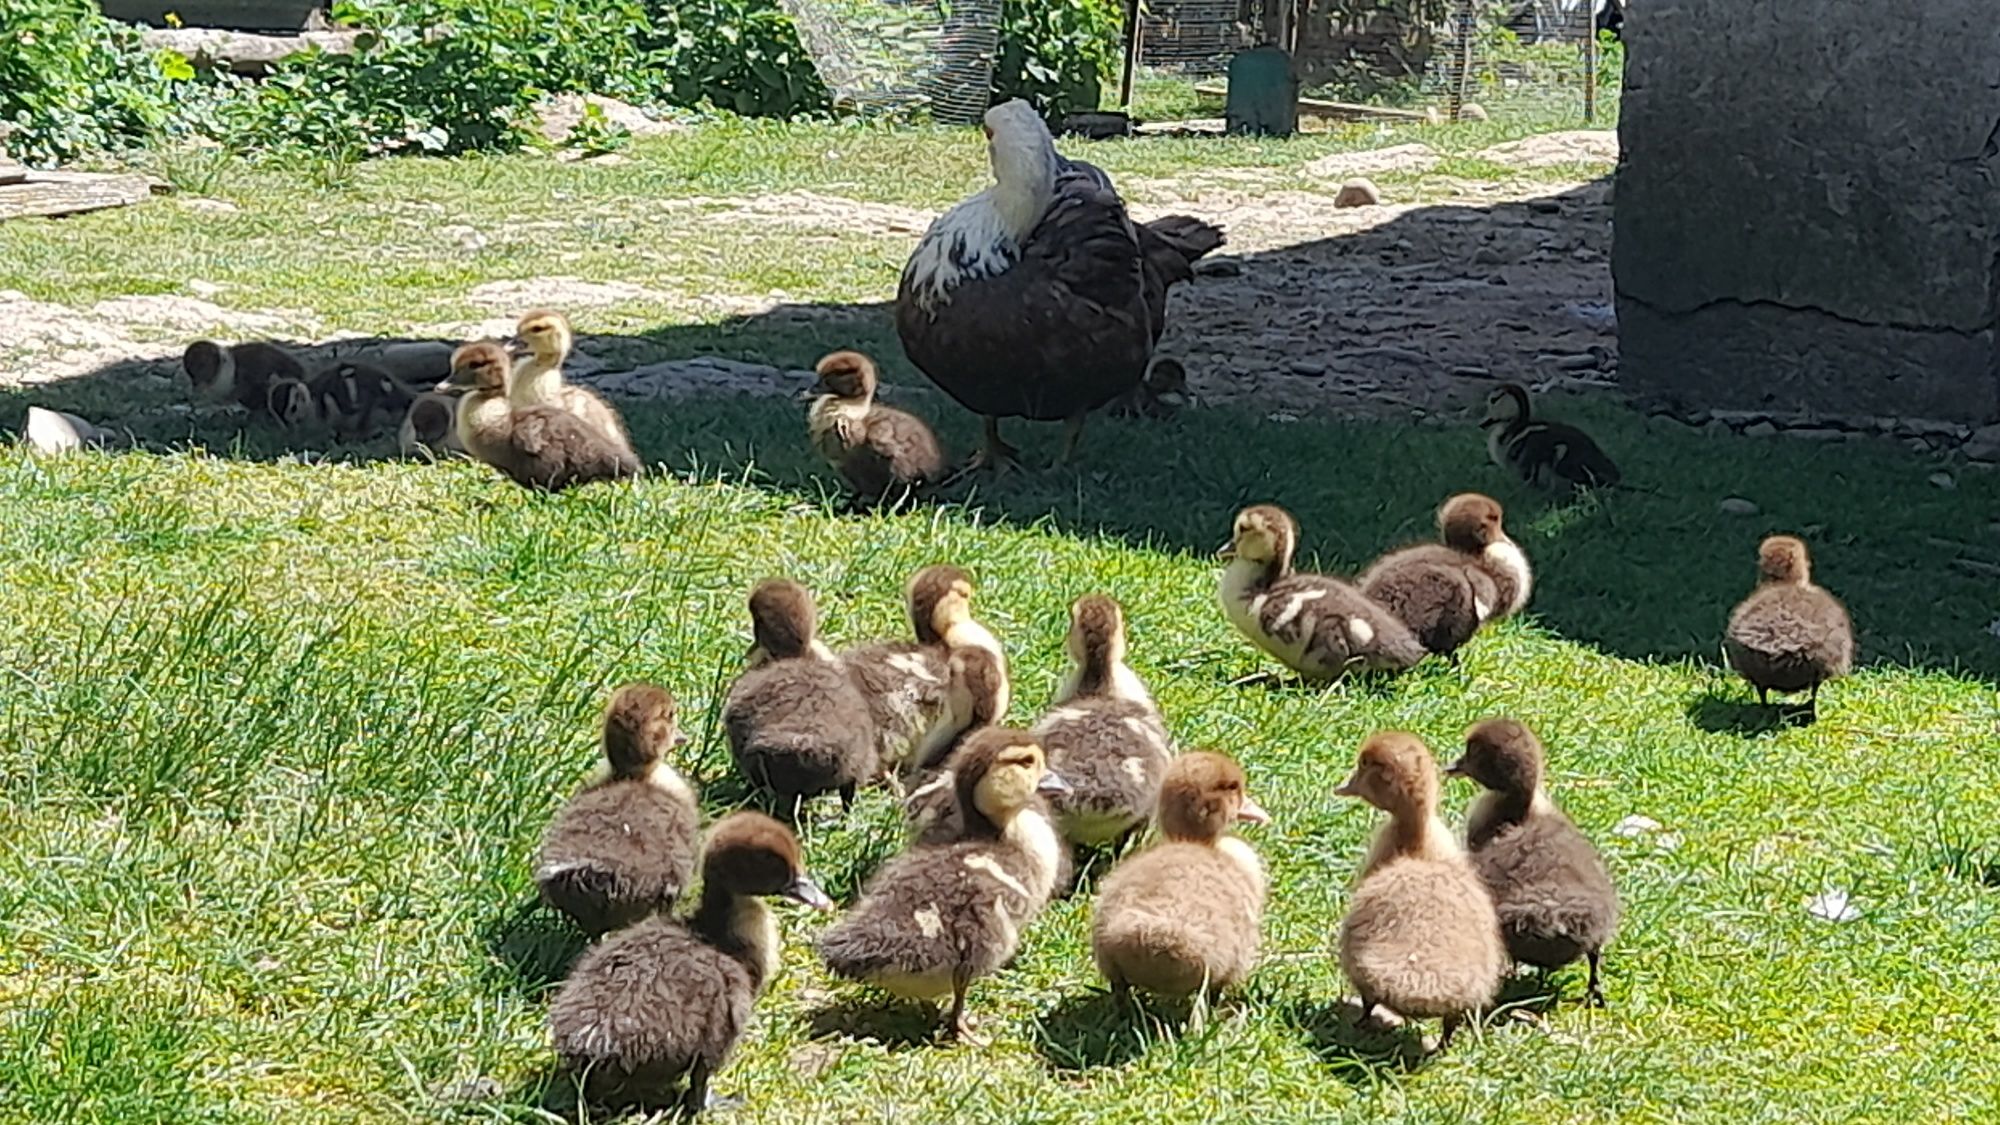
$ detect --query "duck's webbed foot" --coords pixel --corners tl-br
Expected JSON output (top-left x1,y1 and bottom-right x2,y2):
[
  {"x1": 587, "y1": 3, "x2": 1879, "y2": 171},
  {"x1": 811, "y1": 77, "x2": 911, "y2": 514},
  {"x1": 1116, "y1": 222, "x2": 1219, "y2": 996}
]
[{"x1": 957, "y1": 417, "x2": 1021, "y2": 476}]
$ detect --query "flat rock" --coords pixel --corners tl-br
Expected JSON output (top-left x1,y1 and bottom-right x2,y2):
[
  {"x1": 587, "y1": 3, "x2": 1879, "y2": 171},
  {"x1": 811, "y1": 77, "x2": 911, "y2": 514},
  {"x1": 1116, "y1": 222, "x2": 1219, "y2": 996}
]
[
  {"x1": 1964, "y1": 423, "x2": 2000, "y2": 461},
  {"x1": 1743, "y1": 420, "x2": 1779, "y2": 438},
  {"x1": 1334, "y1": 178, "x2": 1382, "y2": 208},
  {"x1": 592, "y1": 355, "x2": 811, "y2": 400},
  {"x1": 1476, "y1": 131, "x2": 1620, "y2": 167},
  {"x1": 1303, "y1": 143, "x2": 1440, "y2": 180},
  {"x1": 1718, "y1": 497, "x2": 1759, "y2": 516},
  {"x1": 537, "y1": 94, "x2": 685, "y2": 146}
]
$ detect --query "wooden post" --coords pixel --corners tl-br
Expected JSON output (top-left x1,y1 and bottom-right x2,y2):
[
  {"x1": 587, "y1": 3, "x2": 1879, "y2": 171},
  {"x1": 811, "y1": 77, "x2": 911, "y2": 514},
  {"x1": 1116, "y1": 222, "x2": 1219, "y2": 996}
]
[
  {"x1": 1582, "y1": 15, "x2": 1600, "y2": 123},
  {"x1": 1118, "y1": 0, "x2": 1143, "y2": 108},
  {"x1": 1449, "y1": 0, "x2": 1473, "y2": 121}
]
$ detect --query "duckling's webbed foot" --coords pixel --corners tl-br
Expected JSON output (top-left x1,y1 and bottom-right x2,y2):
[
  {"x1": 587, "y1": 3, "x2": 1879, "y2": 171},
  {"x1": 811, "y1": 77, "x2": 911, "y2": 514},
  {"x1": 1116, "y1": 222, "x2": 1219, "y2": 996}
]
[
  {"x1": 679, "y1": 1060, "x2": 711, "y2": 1118},
  {"x1": 1585, "y1": 951, "x2": 1606, "y2": 1008},
  {"x1": 943, "y1": 976, "x2": 987, "y2": 1047},
  {"x1": 838, "y1": 783, "x2": 857, "y2": 812}
]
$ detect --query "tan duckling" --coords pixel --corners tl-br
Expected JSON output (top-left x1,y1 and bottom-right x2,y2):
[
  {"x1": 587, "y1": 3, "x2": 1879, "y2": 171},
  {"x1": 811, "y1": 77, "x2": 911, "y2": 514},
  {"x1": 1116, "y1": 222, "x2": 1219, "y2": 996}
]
[
  {"x1": 183, "y1": 339, "x2": 307, "y2": 415},
  {"x1": 1358, "y1": 493, "x2": 1533, "y2": 655},
  {"x1": 1091, "y1": 751, "x2": 1270, "y2": 1000},
  {"x1": 818, "y1": 727, "x2": 1070, "y2": 1042},
  {"x1": 1447, "y1": 719, "x2": 1619, "y2": 1006},
  {"x1": 1218, "y1": 505, "x2": 1427, "y2": 680},
  {"x1": 398, "y1": 390, "x2": 466, "y2": 458},
  {"x1": 1034, "y1": 594, "x2": 1172, "y2": 852},
  {"x1": 506, "y1": 309, "x2": 636, "y2": 457},
  {"x1": 901, "y1": 645, "x2": 1013, "y2": 844},
  {"x1": 1724, "y1": 535, "x2": 1855, "y2": 710},
  {"x1": 439, "y1": 341, "x2": 639, "y2": 491},
  {"x1": 804, "y1": 350, "x2": 948, "y2": 502},
  {"x1": 1480, "y1": 383, "x2": 1620, "y2": 491},
  {"x1": 549, "y1": 812, "x2": 831, "y2": 1115},
  {"x1": 838, "y1": 564, "x2": 1008, "y2": 778},
  {"x1": 722, "y1": 579, "x2": 880, "y2": 812},
  {"x1": 535, "y1": 683, "x2": 701, "y2": 937},
  {"x1": 1336, "y1": 731, "x2": 1505, "y2": 1049}
]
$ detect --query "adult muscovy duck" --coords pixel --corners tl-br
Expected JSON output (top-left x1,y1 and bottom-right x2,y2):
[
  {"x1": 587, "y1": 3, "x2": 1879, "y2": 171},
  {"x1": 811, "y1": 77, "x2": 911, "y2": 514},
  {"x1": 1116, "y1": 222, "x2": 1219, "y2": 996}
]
[{"x1": 895, "y1": 99, "x2": 1224, "y2": 469}]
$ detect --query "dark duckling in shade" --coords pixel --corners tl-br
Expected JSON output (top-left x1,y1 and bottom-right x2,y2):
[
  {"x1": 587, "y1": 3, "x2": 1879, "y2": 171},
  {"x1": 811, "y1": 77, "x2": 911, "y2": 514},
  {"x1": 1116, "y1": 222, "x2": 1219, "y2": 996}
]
[
  {"x1": 1336, "y1": 731, "x2": 1505, "y2": 1050},
  {"x1": 818, "y1": 727, "x2": 1070, "y2": 1043},
  {"x1": 1480, "y1": 382, "x2": 1620, "y2": 491},
  {"x1": 804, "y1": 349, "x2": 949, "y2": 503},
  {"x1": 1091, "y1": 751, "x2": 1271, "y2": 1000},
  {"x1": 1724, "y1": 534, "x2": 1855, "y2": 711},
  {"x1": 548, "y1": 812, "x2": 831, "y2": 1115},
  {"x1": 535, "y1": 683, "x2": 700, "y2": 937},
  {"x1": 1218, "y1": 504, "x2": 1426, "y2": 680},
  {"x1": 1448, "y1": 718, "x2": 1620, "y2": 1006},
  {"x1": 723, "y1": 578, "x2": 879, "y2": 812}
]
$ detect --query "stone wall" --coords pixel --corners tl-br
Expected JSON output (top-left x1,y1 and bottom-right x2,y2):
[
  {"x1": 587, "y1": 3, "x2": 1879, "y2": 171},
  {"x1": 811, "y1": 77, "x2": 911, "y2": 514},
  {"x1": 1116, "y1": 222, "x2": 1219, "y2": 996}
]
[{"x1": 1615, "y1": 1, "x2": 2000, "y2": 427}]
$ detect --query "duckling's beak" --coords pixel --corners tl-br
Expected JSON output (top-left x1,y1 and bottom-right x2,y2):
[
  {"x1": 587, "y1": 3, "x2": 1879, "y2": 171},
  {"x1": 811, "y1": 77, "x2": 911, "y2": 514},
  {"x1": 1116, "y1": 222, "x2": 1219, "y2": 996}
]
[
  {"x1": 1215, "y1": 541, "x2": 1237, "y2": 560},
  {"x1": 672, "y1": 731, "x2": 691, "y2": 749},
  {"x1": 1332, "y1": 772, "x2": 1361, "y2": 799},
  {"x1": 1035, "y1": 770, "x2": 1073, "y2": 799},
  {"x1": 434, "y1": 370, "x2": 471, "y2": 393},
  {"x1": 1443, "y1": 758, "x2": 1468, "y2": 778},
  {"x1": 501, "y1": 336, "x2": 531, "y2": 359},
  {"x1": 795, "y1": 380, "x2": 827, "y2": 403},
  {"x1": 1237, "y1": 795, "x2": 1272, "y2": 825},
  {"x1": 783, "y1": 874, "x2": 834, "y2": 911}
]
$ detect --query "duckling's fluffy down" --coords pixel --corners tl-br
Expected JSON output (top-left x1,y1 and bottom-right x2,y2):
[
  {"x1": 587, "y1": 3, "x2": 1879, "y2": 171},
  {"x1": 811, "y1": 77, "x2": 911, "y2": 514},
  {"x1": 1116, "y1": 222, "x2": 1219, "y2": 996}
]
[
  {"x1": 1358, "y1": 548, "x2": 1497, "y2": 656},
  {"x1": 549, "y1": 915, "x2": 755, "y2": 1102},
  {"x1": 723, "y1": 660, "x2": 879, "y2": 800},
  {"x1": 535, "y1": 780, "x2": 699, "y2": 936},
  {"x1": 1724, "y1": 585, "x2": 1854, "y2": 694},
  {"x1": 839, "y1": 641, "x2": 951, "y2": 774},
  {"x1": 818, "y1": 827, "x2": 1061, "y2": 999},
  {"x1": 1093, "y1": 840, "x2": 1264, "y2": 995},
  {"x1": 1035, "y1": 697, "x2": 1171, "y2": 847},
  {"x1": 1339, "y1": 855, "x2": 1504, "y2": 1019},
  {"x1": 1469, "y1": 812, "x2": 1619, "y2": 970}
]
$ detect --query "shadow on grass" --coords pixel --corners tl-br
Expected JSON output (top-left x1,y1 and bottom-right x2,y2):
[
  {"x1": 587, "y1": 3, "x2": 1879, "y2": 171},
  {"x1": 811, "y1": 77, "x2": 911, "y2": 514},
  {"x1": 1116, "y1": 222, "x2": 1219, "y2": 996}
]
[
  {"x1": 1685, "y1": 690, "x2": 1816, "y2": 737},
  {"x1": 1029, "y1": 989, "x2": 1194, "y2": 1071},
  {"x1": 1278, "y1": 996, "x2": 1434, "y2": 1083},
  {"x1": 806, "y1": 995, "x2": 945, "y2": 1050},
  {"x1": 14, "y1": 177, "x2": 2000, "y2": 683},
  {"x1": 480, "y1": 897, "x2": 589, "y2": 1000}
]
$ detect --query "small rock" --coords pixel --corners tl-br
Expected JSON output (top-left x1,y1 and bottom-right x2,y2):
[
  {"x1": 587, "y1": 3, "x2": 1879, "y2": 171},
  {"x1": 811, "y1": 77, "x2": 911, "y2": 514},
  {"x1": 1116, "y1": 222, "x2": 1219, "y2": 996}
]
[
  {"x1": 1704, "y1": 419, "x2": 1731, "y2": 436},
  {"x1": 1806, "y1": 889, "x2": 1861, "y2": 924},
  {"x1": 184, "y1": 197, "x2": 239, "y2": 215},
  {"x1": 1195, "y1": 258, "x2": 1243, "y2": 279},
  {"x1": 1613, "y1": 815, "x2": 1663, "y2": 838},
  {"x1": 433, "y1": 1077, "x2": 503, "y2": 1105},
  {"x1": 1930, "y1": 471, "x2": 1957, "y2": 491},
  {"x1": 1788, "y1": 428, "x2": 1847, "y2": 443},
  {"x1": 1266, "y1": 411, "x2": 1299, "y2": 424},
  {"x1": 1333, "y1": 178, "x2": 1382, "y2": 208},
  {"x1": 1743, "y1": 421, "x2": 1779, "y2": 438},
  {"x1": 1456, "y1": 102, "x2": 1489, "y2": 122},
  {"x1": 1718, "y1": 497, "x2": 1759, "y2": 516},
  {"x1": 584, "y1": 152, "x2": 628, "y2": 166},
  {"x1": 1451, "y1": 365, "x2": 1492, "y2": 380},
  {"x1": 1964, "y1": 423, "x2": 2000, "y2": 462},
  {"x1": 1554, "y1": 352, "x2": 1600, "y2": 372},
  {"x1": 441, "y1": 225, "x2": 487, "y2": 252},
  {"x1": 1526, "y1": 197, "x2": 1562, "y2": 214},
  {"x1": 1287, "y1": 360, "x2": 1327, "y2": 378},
  {"x1": 186, "y1": 279, "x2": 224, "y2": 298},
  {"x1": 1472, "y1": 246, "x2": 1510, "y2": 266}
]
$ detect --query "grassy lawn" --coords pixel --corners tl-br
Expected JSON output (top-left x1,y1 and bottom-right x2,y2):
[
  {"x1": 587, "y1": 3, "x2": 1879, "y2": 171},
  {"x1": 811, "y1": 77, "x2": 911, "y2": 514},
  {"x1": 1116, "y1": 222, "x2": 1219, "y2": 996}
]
[{"x1": 4, "y1": 113, "x2": 2000, "y2": 1124}]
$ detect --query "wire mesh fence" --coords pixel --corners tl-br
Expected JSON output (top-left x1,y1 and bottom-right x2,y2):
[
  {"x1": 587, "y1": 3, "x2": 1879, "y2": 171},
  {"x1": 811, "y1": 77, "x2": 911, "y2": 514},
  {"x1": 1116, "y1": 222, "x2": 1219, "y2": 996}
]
[{"x1": 774, "y1": 0, "x2": 1002, "y2": 124}]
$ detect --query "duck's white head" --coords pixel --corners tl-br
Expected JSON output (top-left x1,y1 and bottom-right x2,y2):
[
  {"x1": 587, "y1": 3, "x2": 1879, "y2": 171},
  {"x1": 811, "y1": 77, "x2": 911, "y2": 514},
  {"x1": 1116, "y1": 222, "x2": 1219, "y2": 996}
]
[{"x1": 901, "y1": 99, "x2": 1059, "y2": 311}]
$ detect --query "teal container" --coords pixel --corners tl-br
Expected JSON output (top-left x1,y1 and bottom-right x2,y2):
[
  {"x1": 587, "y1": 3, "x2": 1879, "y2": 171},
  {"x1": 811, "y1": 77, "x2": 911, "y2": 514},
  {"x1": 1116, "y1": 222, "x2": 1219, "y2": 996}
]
[{"x1": 1225, "y1": 47, "x2": 1298, "y2": 137}]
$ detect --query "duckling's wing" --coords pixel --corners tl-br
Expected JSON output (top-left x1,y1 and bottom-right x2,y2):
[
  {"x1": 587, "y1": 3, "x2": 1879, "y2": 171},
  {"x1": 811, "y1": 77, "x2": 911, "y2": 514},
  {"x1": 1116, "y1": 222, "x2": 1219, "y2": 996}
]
[
  {"x1": 1514, "y1": 422, "x2": 1620, "y2": 488},
  {"x1": 512, "y1": 407, "x2": 640, "y2": 489}
]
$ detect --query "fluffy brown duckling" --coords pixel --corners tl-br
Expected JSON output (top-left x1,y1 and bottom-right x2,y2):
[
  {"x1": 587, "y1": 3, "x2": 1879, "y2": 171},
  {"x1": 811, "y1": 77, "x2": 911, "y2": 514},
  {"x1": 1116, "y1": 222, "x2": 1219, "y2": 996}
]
[
  {"x1": 1723, "y1": 535, "x2": 1855, "y2": 710},
  {"x1": 722, "y1": 578, "x2": 879, "y2": 812},
  {"x1": 804, "y1": 350, "x2": 948, "y2": 503},
  {"x1": 535, "y1": 683, "x2": 700, "y2": 937},
  {"x1": 440, "y1": 341, "x2": 639, "y2": 491},
  {"x1": 901, "y1": 645, "x2": 1014, "y2": 844},
  {"x1": 1218, "y1": 505, "x2": 1426, "y2": 680},
  {"x1": 1480, "y1": 383, "x2": 1621, "y2": 491},
  {"x1": 506, "y1": 309, "x2": 637, "y2": 459},
  {"x1": 839, "y1": 564, "x2": 1008, "y2": 779},
  {"x1": 817, "y1": 727, "x2": 1071, "y2": 1043},
  {"x1": 1336, "y1": 731, "x2": 1505, "y2": 1049},
  {"x1": 1091, "y1": 751, "x2": 1270, "y2": 1000},
  {"x1": 1447, "y1": 719, "x2": 1619, "y2": 1006},
  {"x1": 183, "y1": 339, "x2": 307, "y2": 415},
  {"x1": 1034, "y1": 594, "x2": 1172, "y2": 852},
  {"x1": 1358, "y1": 493, "x2": 1533, "y2": 655},
  {"x1": 549, "y1": 812, "x2": 831, "y2": 1115}
]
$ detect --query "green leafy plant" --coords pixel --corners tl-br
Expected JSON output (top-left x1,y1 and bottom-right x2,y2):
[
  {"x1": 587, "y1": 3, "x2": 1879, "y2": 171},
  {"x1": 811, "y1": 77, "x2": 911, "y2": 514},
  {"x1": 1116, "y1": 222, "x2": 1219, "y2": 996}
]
[
  {"x1": 564, "y1": 100, "x2": 634, "y2": 155},
  {"x1": 0, "y1": 0, "x2": 186, "y2": 166},
  {"x1": 643, "y1": 0, "x2": 830, "y2": 118},
  {"x1": 991, "y1": 0, "x2": 1119, "y2": 121}
]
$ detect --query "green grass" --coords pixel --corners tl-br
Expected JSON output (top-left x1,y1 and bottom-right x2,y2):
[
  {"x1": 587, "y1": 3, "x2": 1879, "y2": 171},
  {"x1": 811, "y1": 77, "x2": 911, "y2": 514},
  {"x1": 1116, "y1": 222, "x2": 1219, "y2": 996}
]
[{"x1": 4, "y1": 115, "x2": 2000, "y2": 1124}]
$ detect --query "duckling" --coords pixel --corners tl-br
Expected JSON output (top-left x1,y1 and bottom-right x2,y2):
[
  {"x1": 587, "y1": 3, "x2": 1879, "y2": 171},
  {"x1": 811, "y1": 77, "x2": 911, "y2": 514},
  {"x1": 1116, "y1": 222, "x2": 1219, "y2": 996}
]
[
  {"x1": 311, "y1": 360, "x2": 417, "y2": 438},
  {"x1": 804, "y1": 350, "x2": 948, "y2": 503},
  {"x1": 817, "y1": 727, "x2": 1070, "y2": 1042},
  {"x1": 266, "y1": 377, "x2": 320, "y2": 428},
  {"x1": 506, "y1": 309, "x2": 637, "y2": 458},
  {"x1": 839, "y1": 564, "x2": 1008, "y2": 778},
  {"x1": 1723, "y1": 535, "x2": 1855, "y2": 710},
  {"x1": 1035, "y1": 594, "x2": 1172, "y2": 852},
  {"x1": 182, "y1": 339, "x2": 307, "y2": 415},
  {"x1": 439, "y1": 341, "x2": 640, "y2": 491},
  {"x1": 902, "y1": 645, "x2": 1013, "y2": 845},
  {"x1": 549, "y1": 811, "x2": 832, "y2": 1114},
  {"x1": 1218, "y1": 504, "x2": 1426, "y2": 680},
  {"x1": 1357, "y1": 493, "x2": 1533, "y2": 655},
  {"x1": 722, "y1": 578, "x2": 879, "y2": 812},
  {"x1": 1480, "y1": 383, "x2": 1621, "y2": 491},
  {"x1": 398, "y1": 390, "x2": 467, "y2": 458},
  {"x1": 1336, "y1": 731, "x2": 1504, "y2": 1049},
  {"x1": 1447, "y1": 719, "x2": 1619, "y2": 1006},
  {"x1": 1091, "y1": 751, "x2": 1270, "y2": 1000},
  {"x1": 535, "y1": 683, "x2": 700, "y2": 937},
  {"x1": 20, "y1": 407, "x2": 123, "y2": 454}
]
